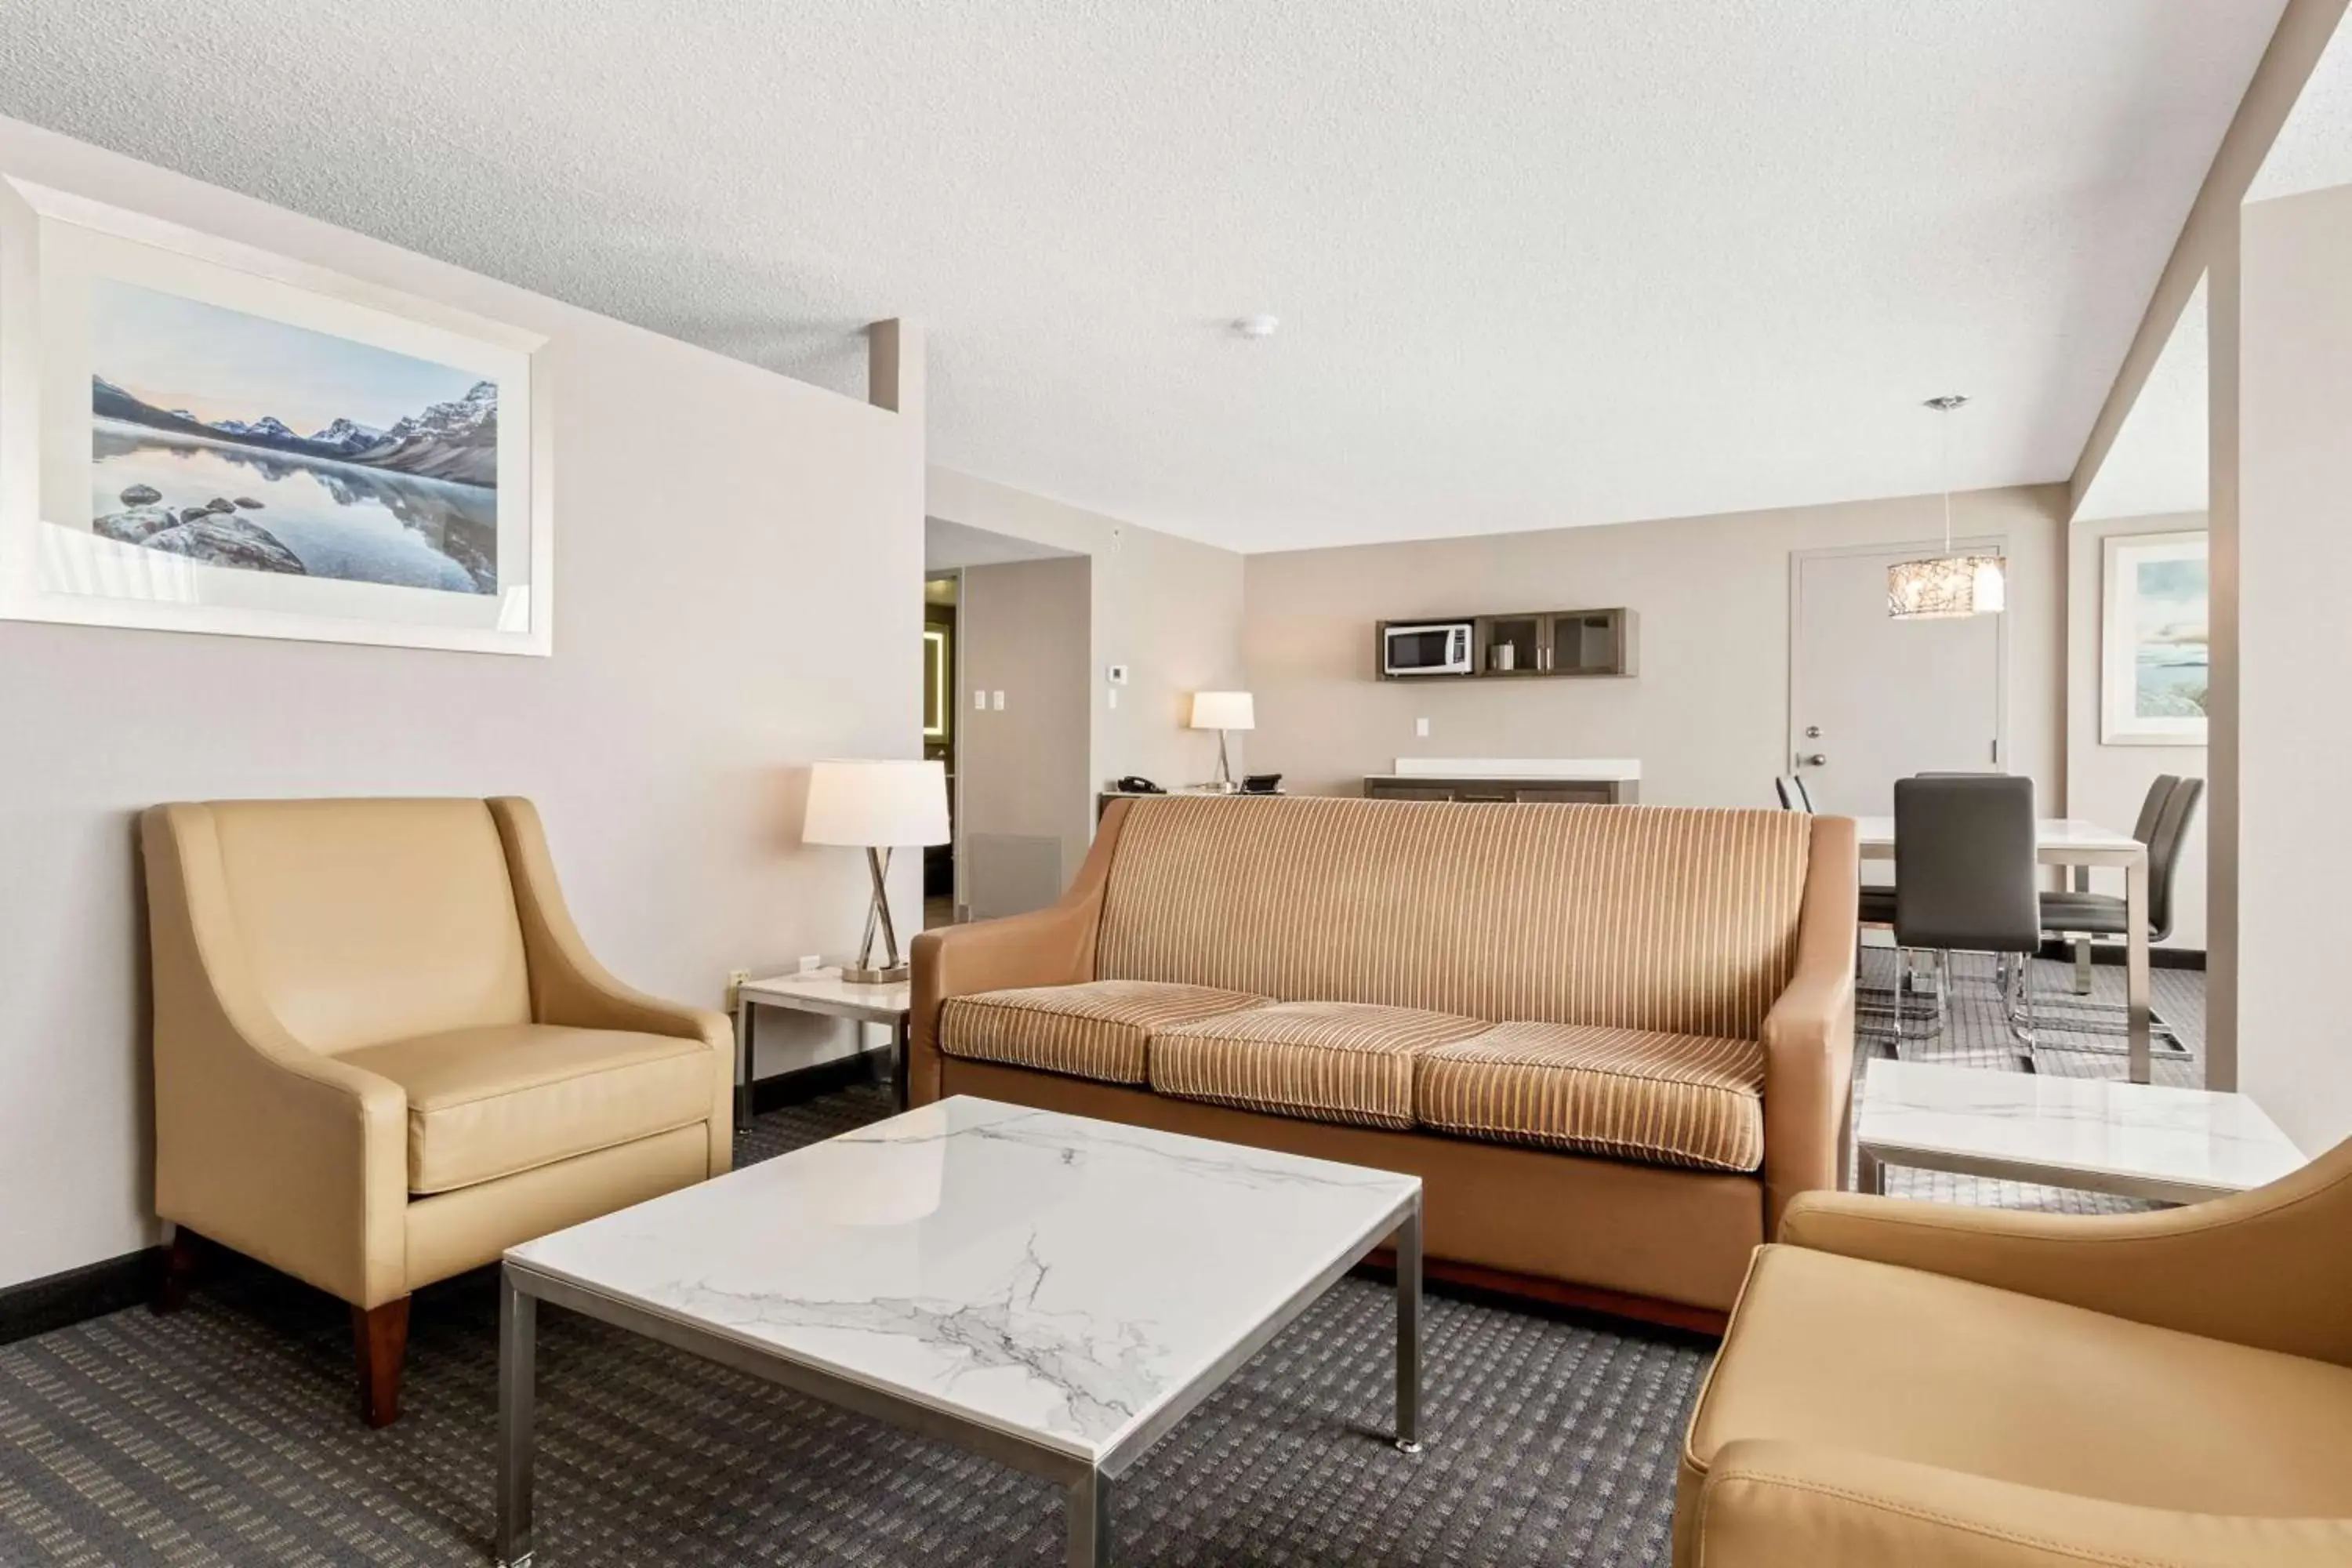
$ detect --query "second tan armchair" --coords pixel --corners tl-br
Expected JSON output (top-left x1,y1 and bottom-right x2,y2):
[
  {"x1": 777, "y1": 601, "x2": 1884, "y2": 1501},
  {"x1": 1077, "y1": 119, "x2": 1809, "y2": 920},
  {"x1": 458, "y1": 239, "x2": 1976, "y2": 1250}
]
[
  {"x1": 141, "y1": 797, "x2": 733, "y2": 1426},
  {"x1": 1675, "y1": 1132, "x2": 2352, "y2": 1566}
]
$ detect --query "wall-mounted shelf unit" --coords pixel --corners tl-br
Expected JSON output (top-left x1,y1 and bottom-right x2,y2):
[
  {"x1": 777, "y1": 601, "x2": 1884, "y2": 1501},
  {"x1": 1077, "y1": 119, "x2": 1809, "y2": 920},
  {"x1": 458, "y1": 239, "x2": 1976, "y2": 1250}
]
[{"x1": 1375, "y1": 608, "x2": 1636, "y2": 680}]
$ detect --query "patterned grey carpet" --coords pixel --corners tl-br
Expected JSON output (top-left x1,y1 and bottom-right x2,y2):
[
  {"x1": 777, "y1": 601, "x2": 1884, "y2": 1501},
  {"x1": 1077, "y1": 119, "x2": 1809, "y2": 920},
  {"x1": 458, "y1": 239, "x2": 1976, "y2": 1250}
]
[{"x1": 0, "y1": 957, "x2": 2201, "y2": 1566}]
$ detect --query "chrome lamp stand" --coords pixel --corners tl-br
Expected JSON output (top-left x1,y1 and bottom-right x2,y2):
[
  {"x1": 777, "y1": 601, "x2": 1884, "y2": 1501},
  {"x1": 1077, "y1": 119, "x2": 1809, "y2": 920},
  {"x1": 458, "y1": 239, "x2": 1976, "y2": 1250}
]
[{"x1": 844, "y1": 845, "x2": 907, "y2": 985}]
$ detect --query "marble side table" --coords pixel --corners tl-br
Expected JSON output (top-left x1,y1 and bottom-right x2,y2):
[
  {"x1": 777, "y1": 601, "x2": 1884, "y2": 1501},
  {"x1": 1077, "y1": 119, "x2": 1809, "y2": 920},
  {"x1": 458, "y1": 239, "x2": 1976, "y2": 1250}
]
[{"x1": 1854, "y1": 1060, "x2": 2306, "y2": 1206}]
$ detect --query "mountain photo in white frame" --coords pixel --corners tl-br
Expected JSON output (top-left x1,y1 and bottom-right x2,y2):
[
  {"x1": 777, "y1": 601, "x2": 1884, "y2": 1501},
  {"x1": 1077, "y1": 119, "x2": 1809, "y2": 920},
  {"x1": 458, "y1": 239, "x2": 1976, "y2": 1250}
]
[
  {"x1": 2100, "y1": 529, "x2": 2208, "y2": 746},
  {"x1": 0, "y1": 177, "x2": 552, "y2": 655}
]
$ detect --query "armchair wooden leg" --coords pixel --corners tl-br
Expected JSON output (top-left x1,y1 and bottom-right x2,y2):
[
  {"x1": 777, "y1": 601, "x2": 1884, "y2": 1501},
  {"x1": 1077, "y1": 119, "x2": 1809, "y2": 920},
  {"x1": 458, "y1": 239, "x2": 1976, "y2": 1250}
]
[
  {"x1": 354, "y1": 1297, "x2": 411, "y2": 1428},
  {"x1": 154, "y1": 1229, "x2": 201, "y2": 1314}
]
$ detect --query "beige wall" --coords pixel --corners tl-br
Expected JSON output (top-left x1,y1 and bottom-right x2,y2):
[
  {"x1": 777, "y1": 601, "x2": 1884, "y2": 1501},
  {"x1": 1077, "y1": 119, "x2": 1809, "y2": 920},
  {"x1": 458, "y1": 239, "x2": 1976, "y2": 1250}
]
[
  {"x1": 2239, "y1": 181, "x2": 2352, "y2": 1154},
  {"x1": 0, "y1": 117, "x2": 924, "y2": 1289},
  {"x1": 927, "y1": 469, "x2": 1247, "y2": 792},
  {"x1": 2065, "y1": 514, "x2": 2209, "y2": 950},
  {"x1": 1243, "y1": 485, "x2": 2067, "y2": 809},
  {"x1": 956, "y1": 555, "x2": 1093, "y2": 916}
]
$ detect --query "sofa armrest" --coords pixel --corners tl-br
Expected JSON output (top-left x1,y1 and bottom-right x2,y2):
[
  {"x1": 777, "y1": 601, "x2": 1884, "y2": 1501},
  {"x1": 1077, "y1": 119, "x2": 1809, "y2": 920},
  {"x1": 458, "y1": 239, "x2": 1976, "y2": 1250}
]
[
  {"x1": 142, "y1": 804, "x2": 412, "y2": 1308},
  {"x1": 1777, "y1": 1131, "x2": 2352, "y2": 1366},
  {"x1": 488, "y1": 797, "x2": 733, "y2": 1170},
  {"x1": 906, "y1": 800, "x2": 1131, "y2": 1105},
  {"x1": 1759, "y1": 815, "x2": 1860, "y2": 1236},
  {"x1": 1693, "y1": 1440, "x2": 2352, "y2": 1567}
]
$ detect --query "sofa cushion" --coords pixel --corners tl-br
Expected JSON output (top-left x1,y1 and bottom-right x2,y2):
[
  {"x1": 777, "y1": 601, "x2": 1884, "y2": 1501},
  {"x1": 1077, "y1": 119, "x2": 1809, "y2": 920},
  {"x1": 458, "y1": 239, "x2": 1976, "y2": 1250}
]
[
  {"x1": 939, "y1": 980, "x2": 1265, "y2": 1085},
  {"x1": 1095, "y1": 796, "x2": 1811, "y2": 1041},
  {"x1": 1684, "y1": 1243, "x2": 2352, "y2": 1520},
  {"x1": 1417, "y1": 1021, "x2": 1766, "y2": 1173},
  {"x1": 340, "y1": 1024, "x2": 715, "y2": 1194},
  {"x1": 1150, "y1": 1001, "x2": 1489, "y2": 1130}
]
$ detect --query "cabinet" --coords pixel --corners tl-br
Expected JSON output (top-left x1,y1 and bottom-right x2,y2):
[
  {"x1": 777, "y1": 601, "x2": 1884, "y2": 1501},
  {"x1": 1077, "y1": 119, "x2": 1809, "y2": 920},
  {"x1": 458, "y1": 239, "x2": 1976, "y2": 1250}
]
[
  {"x1": 1361, "y1": 776, "x2": 1636, "y2": 805},
  {"x1": 1377, "y1": 608, "x2": 1635, "y2": 679}
]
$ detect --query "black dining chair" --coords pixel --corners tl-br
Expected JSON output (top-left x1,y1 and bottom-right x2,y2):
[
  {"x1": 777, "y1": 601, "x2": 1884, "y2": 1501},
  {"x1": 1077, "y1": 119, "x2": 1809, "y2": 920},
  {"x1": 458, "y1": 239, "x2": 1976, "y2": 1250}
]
[
  {"x1": 1892, "y1": 774, "x2": 2042, "y2": 1066},
  {"x1": 2033, "y1": 775, "x2": 2201, "y2": 1058}
]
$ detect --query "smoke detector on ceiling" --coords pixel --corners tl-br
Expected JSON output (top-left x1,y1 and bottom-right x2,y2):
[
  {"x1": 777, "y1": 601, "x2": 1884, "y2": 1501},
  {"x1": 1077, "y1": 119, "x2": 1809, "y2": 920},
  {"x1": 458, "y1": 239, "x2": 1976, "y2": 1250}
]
[{"x1": 1232, "y1": 314, "x2": 1281, "y2": 339}]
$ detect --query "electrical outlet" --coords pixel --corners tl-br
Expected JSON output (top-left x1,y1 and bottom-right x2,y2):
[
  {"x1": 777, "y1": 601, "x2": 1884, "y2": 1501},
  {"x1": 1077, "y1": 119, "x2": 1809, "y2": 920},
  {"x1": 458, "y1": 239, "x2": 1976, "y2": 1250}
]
[
  {"x1": 1105, "y1": 663, "x2": 1130, "y2": 685},
  {"x1": 797, "y1": 954, "x2": 822, "y2": 974},
  {"x1": 727, "y1": 968, "x2": 750, "y2": 1006},
  {"x1": 1415, "y1": 717, "x2": 1430, "y2": 738}
]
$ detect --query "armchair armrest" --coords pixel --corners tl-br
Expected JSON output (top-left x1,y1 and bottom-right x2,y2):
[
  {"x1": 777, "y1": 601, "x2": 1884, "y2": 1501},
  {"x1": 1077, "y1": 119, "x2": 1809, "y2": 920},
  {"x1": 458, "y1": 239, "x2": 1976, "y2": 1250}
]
[
  {"x1": 141, "y1": 804, "x2": 410, "y2": 1308},
  {"x1": 1778, "y1": 1131, "x2": 2352, "y2": 1365},
  {"x1": 1760, "y1": 815, "x2": 1860, "y2": 1236},
  {"x1": 1693, "y1": 1440, "x2": 2352, "y2": 1566},
  {"x1": 906, "y1": 800, "x2": 1130, "y2": 1105},
  {"x1": 488, "y1": 798, "x2": 733, "y2": 1167}
]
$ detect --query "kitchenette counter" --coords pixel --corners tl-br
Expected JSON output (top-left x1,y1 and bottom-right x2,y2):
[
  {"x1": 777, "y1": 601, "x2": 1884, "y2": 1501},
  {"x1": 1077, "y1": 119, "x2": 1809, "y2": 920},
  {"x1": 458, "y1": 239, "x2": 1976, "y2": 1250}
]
[{"x1": 1363, "y1": 758, "x2": 1640, "y2": 804}]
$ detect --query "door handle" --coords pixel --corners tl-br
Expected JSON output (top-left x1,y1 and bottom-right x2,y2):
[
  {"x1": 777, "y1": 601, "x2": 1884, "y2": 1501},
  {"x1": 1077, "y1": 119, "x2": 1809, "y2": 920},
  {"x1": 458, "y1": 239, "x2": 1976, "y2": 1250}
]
[{"x1": 1802, "y1": 753, "x2": 1828, "y2": 767}]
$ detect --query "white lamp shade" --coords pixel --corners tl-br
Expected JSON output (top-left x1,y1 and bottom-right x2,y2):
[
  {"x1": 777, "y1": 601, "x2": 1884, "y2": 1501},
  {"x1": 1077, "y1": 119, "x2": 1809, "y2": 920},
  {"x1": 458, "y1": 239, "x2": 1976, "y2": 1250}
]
[
  {"x1": 1189, "y1": 691, "x2": 1255, "y2": 731},
  {"x1": 801, "y1": 759, "x2": 951, "y2": 847}
]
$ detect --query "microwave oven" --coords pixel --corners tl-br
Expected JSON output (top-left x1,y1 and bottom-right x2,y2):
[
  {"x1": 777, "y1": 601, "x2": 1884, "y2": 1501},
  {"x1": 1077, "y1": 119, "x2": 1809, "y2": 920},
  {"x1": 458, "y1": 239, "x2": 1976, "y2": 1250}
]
[{"x1": 1382, "y1": 621, "x2": 1474, "y2": 676}]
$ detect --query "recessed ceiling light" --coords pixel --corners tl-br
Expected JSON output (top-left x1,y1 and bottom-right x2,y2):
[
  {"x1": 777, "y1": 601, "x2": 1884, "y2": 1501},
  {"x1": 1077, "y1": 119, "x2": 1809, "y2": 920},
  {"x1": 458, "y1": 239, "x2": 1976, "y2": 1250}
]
[{"x1": 1232, "y1": 314, "x2": 1280, "y2": 339}]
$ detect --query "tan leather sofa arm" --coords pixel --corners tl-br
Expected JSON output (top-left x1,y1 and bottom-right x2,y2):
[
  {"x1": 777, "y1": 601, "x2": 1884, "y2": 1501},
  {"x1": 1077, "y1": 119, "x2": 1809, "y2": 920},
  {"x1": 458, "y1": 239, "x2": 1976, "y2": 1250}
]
[
  {"x1": 1777, "y1": 1132, "x2": 2352, "y2": 1367},
  {"x1": 1692, "y1": 1439, "x2": 2352, "y2": 1566},
  {"x1": 1759, "y1": 815, "x2": 1860, "y2": 1237},
  {"x1": 142, "y1": 804, "x2": 410, "y2": 1308},
  {"x1": 488, "y1": 798, "x2": 733, "y2": 1170},
  {"x1": 906, "y1": 800, "x2": 1131, "y2": 1105}
]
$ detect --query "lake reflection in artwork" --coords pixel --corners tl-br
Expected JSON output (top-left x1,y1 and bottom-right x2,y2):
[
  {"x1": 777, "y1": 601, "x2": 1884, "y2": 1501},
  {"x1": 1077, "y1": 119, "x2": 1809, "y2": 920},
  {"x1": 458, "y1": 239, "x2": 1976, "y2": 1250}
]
[{"x1": 89, "y1": 423, "x2": 495, "y2": 593}]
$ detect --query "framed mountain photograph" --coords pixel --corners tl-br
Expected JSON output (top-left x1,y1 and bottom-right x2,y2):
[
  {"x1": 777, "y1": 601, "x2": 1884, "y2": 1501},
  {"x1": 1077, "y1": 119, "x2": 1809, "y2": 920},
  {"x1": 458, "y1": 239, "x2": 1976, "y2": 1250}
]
[
  {"x1": 2100, "y1": 529, "x2": 2208, "y2": 746},
  {"x1": 0, "y1": 177, "x2": 551, "y2": 654}
]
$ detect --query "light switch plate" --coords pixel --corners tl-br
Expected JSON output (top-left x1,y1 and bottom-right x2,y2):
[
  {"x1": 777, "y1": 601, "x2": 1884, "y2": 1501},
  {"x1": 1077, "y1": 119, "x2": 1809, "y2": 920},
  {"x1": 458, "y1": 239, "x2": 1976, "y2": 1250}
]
[
  {"x1": 974, "y1": 689, "x2": 986, "y2": 710},
  {"x1": 992, "y1": 690, "x2": 1005, "y2": 710},
  {"x1": 1415, "y1": 717, "x2": 1430, "y2": 738}
]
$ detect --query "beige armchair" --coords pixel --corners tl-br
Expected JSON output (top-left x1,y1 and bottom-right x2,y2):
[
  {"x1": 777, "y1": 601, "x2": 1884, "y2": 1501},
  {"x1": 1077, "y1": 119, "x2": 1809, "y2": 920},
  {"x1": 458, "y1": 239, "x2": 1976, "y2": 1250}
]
[
  {"x1": 141, "y1": 797, "x2": 731, "y2": 1426},
  {"x1": 1675, "y1": 1134, "x2": 2352, "y2": 1566}
]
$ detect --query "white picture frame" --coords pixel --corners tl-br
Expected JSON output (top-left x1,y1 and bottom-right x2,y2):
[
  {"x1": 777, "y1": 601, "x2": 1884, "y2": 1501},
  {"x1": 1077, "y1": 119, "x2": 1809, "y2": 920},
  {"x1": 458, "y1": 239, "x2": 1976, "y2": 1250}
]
[
  {"x1": 0, "y1": 176, "x2": 553, "y2": 655},
  {"x1": 2100, "y1": 529, "x2": 2208, "y2": 746}
]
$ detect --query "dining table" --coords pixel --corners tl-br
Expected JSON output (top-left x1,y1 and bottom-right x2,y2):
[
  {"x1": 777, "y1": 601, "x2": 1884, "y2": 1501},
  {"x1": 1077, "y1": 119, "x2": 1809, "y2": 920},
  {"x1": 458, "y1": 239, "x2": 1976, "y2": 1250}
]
[{"x1": 1850, "y1": 815, "x2": 2158, "y2": 1083}]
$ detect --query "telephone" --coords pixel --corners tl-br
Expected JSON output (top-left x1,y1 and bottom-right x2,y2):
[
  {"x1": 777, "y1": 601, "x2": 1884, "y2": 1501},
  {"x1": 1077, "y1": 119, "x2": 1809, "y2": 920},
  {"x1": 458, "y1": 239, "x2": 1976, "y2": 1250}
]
[
  {"x1": 1240, "y1": 774, "x2": 1283, "y2": 794},
  {"x1": 1112, "y1": 775, "x2": 1165, "y2": 794}
]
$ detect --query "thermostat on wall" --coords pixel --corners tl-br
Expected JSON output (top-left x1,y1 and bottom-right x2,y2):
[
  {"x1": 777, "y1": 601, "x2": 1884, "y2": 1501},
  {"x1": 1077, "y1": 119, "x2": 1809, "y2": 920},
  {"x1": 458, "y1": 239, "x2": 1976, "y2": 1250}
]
[{"x1": 1105, "y1": 664, "x2": 1130, "y2": 685}]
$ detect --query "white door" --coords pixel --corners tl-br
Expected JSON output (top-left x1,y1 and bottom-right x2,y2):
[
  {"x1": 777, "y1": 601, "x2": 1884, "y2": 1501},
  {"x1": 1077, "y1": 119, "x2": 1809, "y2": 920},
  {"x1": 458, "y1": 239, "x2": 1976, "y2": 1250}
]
[{"x1": 1790, "y1": 543, "x2": 2004, "y2": 817}]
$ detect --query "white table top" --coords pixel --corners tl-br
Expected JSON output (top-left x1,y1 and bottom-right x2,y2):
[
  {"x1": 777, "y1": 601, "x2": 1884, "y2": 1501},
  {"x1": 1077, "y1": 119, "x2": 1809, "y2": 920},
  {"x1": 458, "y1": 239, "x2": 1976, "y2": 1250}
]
[
  {"x1": 505, "y1": 1096, "x2": 1419, "y2": 1461},
  {"x1": 1849, "y1": 815, "x2": 2143, "y2": 862},
  {"x1": 1857, "y1": 1062, "x2": 2305, "y2": 1203},
  {"x1": 740, "y1": 966, "x2": 910, "y2": 1022}
]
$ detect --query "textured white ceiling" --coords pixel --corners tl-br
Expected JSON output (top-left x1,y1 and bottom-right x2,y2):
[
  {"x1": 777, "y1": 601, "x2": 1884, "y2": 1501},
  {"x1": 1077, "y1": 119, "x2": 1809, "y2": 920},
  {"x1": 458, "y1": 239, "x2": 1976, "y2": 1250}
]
[
  {"x1": 0, "y1": 2, "x2": 2285, "y2": 553},
  {"x1": 2074, "y1": 277, "x2": 2207, "y2": 523},
  {"x1": 2251, "y1": 9, "x2": 2352, "y2": 201}
]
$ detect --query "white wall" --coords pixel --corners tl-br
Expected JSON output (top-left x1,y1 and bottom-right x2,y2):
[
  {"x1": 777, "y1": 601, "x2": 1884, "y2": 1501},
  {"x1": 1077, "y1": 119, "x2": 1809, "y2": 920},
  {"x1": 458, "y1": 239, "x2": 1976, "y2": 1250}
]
[
  {"x1": 2064, "y1": 513, "x2": 2209, "y2": 949},
  {"x1": 1241, "y1": 485, "x2": 2067, "y2": 809},
  {"x1": 0, "y1": 116, "x2": 924, "y2": 1288},
  {"x1": 926, "y1": 468, "x2": 1247, "y2": 792},
  {"x1": 957, "y1": 555, "x2": 1093, "y2": 916},
  {"x1": 2239, "y1": 180, "x2": 2352, "y2": 1155}
]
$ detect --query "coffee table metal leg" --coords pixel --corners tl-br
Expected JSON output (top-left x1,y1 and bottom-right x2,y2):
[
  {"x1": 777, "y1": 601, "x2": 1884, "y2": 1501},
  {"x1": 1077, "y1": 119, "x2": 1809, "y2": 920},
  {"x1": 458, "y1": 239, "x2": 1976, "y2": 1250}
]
[
  {"x1": 496, "y1": 1268, "x2": 536, "y2": 1568},
  {"x1": 1857, "y1": 1147, "x2": 1886, "y2": 1195},
  {"x1": 1395, "y1": 1199, "x2": 1423, "y2": 1454},
  {"x1": 1068, "y1": 1465, "x2": 1110, "y2": 1566}
]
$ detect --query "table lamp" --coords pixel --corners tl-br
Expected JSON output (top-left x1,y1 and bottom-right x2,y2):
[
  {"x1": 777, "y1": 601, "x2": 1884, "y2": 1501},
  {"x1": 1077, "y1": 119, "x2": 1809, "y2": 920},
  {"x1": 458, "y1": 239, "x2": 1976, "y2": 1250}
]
[
  {"x1": 1189, "y1": 691, "x2": 1254, "y2": 791},
  {"x1": 802, "y1": 759, "x2": 951, "y2": 984}
]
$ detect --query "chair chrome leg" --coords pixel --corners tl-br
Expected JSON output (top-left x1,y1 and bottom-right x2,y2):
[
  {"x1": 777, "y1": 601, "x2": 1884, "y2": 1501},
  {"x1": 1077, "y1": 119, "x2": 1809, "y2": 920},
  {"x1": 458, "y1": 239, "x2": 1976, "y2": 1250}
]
[{"x1": 2072, "y1": 937, "x2": 2094, "y2": 996}]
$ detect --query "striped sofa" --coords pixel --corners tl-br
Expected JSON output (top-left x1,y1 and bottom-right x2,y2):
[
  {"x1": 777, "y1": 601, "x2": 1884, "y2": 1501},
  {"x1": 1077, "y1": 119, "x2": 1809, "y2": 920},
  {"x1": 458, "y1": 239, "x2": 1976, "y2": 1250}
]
[{"x1": 909, "y1": 795, "x2": 1858, "y2": 1327}]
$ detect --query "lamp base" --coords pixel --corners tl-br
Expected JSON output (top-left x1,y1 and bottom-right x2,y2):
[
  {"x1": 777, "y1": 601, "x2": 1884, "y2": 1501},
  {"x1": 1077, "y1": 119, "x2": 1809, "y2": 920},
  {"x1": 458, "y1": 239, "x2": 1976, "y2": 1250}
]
[{"x1": 841, "y1": 964, "x2": 910, "y2": 985}]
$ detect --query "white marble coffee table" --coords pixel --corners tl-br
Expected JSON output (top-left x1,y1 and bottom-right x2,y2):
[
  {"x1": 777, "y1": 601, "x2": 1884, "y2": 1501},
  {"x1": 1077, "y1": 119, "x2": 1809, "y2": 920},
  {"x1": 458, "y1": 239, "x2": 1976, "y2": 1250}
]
[
  {"x1": 493, "y1": 1097, "x2": 1425, "y2": 1566},
  {"x1": 1854, "y1": 1061, "x2": 2306, "y2": 1205}
]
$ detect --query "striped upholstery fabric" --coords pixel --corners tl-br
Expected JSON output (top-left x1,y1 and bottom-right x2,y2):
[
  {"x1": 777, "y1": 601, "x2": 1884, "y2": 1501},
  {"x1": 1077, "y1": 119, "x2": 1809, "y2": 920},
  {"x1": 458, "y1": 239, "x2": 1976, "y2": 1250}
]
[
  {"x1": 938, "y1": 980, "x2": 1264, "y2": 1084},
  {"x1": 1098, "y1": 797, "x2": 1810, "y2": 1041},
  {"x1": 1150, "y1": 1001, "x2": 1489, "y2": 1130},
  {"x1": 1417, "y1": 1021, "x2": 1767, "y2": 1172}
]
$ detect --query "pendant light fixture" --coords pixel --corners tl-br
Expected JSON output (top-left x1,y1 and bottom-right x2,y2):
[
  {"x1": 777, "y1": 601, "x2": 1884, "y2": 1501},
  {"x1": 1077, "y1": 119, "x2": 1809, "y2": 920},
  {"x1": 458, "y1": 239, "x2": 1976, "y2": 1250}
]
[{"x1": 1887, "y1": 394, "x2": 2005, "y2": 619}]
